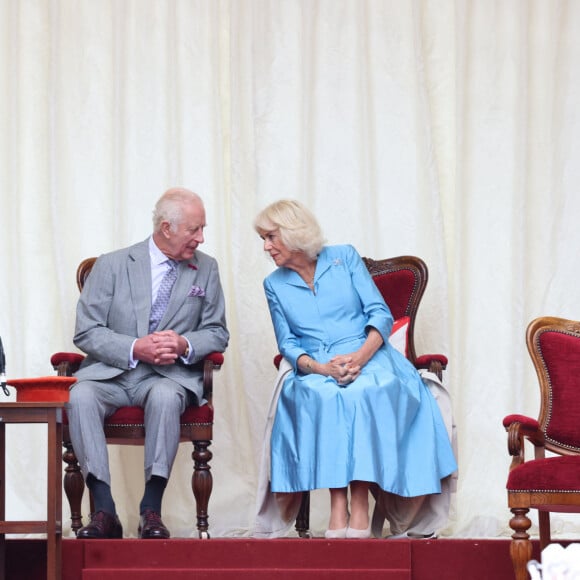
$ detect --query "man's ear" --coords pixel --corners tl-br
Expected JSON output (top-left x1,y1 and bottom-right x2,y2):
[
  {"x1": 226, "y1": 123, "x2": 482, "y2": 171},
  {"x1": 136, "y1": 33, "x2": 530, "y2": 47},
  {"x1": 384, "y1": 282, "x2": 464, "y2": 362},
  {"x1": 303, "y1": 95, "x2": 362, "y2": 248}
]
[{"x1": 160, "y1": 220, "x2": 172, "y2": 238}]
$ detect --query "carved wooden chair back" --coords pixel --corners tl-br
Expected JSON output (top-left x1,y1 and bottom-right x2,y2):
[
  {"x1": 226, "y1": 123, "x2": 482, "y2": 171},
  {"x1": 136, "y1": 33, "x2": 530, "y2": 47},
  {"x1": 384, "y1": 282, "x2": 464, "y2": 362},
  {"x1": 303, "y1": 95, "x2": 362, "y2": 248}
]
[{"x1": 504, "y1": 316, "x2": 580, "y2": 579}]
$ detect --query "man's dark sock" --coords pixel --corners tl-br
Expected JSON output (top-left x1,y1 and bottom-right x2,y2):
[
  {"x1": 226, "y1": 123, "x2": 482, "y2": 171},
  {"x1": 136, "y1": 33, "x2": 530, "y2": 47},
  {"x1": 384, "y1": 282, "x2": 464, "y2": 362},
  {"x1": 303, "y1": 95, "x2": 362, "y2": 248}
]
[
  {"x1": 139, "y1": 475, "x2": 168, "y2": 515},
  {"x1": 86, "y1": 473, "x2": 116, "y2": 515}
]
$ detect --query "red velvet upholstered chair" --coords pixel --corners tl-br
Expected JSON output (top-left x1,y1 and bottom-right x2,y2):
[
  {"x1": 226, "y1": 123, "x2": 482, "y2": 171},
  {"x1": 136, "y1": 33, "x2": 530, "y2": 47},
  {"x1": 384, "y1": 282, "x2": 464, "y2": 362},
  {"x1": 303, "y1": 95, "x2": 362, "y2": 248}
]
[
  {"x1": 362, "y1": 255, "x2": 448, "y2": 379},
  {"x1": 51, "y1": 257, "x2": 224, "y2": 539},
  {"x1": 504, "y1": 316, "x2": 580, "y2": 580},
  {"x1": 275, "y1": 255, "x2": 449, "y2": 537}
]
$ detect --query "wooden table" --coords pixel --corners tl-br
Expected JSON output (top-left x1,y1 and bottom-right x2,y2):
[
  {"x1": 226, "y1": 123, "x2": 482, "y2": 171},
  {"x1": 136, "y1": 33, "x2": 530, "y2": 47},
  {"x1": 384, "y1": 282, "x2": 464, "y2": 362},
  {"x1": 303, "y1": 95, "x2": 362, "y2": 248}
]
[{"x1": 0, "y1": 402, "x2": 64, "y2": 580}]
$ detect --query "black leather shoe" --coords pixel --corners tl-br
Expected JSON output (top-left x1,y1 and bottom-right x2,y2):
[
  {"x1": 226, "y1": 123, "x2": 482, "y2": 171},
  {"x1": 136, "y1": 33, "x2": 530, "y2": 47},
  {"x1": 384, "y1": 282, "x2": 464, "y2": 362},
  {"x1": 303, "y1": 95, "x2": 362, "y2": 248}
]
[
  {"x1": 77, "y1": 511, "x2": 123, "y2": 539},
  {"x1": 138, "y1": 510, "x2": 171, "y2": 539}
]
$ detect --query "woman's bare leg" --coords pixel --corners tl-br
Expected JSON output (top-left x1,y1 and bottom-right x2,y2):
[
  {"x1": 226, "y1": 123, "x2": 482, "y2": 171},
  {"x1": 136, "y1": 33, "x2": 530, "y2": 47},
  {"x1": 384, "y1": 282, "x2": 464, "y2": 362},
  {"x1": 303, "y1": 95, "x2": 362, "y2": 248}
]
[
  {"x1": 349, "y1": 480, "x2": 370, "y2": 530},
  {"x1": 328, "y1": 487, "x2": 349, "y2": 530}
]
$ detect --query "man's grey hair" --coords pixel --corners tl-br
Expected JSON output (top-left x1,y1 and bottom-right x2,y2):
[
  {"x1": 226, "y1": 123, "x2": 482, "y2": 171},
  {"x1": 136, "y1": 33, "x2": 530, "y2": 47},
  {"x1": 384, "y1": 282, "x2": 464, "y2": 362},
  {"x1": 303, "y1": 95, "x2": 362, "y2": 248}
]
[{"x1": 153, "y1": 188, "x2": 202, "y2": 232}]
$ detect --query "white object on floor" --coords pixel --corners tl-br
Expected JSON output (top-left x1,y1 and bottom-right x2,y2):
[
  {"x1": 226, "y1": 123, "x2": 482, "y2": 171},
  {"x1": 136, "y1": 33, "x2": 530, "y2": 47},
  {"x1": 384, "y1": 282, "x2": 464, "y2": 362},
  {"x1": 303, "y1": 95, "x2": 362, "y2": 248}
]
[{"x1": 527, "y1": 543, "x2": 580, "y2": 579}]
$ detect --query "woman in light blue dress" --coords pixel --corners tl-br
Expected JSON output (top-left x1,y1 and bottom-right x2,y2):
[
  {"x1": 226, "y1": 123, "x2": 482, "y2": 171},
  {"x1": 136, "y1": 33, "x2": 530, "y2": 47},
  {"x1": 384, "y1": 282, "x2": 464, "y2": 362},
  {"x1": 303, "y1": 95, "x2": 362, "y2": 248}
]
[{"x1": 254, "y1": 200, "x2": 457, "y2": 539}]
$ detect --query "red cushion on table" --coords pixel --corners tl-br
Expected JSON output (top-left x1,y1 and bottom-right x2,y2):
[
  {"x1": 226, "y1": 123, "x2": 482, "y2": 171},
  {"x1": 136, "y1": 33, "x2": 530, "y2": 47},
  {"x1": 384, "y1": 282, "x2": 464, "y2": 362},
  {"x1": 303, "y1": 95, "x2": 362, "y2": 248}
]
[
  {"x1": 6, "y1": 376, "x2": 76, "y2": 402},
  {"x1": 507, "y1": 455, "x2": 580, "y2": 491}
]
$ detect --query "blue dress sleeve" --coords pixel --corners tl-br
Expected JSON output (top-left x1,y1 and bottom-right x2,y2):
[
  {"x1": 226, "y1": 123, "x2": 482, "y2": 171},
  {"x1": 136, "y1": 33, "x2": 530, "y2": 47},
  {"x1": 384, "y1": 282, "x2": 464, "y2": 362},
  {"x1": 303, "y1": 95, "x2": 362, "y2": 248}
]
[
  {"x1": 343, "y1": 245, "x2": 394, "y2": 343},
  {"x1": 264, "y1": 277, "x2": 307, "y2": 371}
]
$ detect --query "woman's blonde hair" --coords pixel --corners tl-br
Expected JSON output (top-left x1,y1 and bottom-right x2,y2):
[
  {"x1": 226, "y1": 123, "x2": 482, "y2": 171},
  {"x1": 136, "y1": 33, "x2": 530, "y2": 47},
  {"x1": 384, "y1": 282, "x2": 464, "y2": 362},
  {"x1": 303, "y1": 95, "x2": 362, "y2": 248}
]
[{"x1": 254, "y1": 199, "x2": 325, "y2": 260}]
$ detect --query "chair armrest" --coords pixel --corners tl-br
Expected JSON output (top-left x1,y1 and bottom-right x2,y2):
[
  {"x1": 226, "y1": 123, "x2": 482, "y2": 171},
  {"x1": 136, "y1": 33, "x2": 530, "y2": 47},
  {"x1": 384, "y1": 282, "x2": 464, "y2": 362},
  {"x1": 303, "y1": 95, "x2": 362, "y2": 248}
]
[
  {"x1": 199, "y1": 352, "x2": 224, "y2": 407},
  {"x1": 503, "y1": 414, "x2": 545, "y2": 469},
  {"x1": 204, "y1": 352, "x2": 224, "y2": 366},
  {"x1": 51, "y1": 352, "x2": 85, "y2": 376},
  {"x1": 414, "y1": 354, "x2": 448, "y2": 381},
  {"x1": 51, "y1": 351, "x2": 224, "y2": 406}
]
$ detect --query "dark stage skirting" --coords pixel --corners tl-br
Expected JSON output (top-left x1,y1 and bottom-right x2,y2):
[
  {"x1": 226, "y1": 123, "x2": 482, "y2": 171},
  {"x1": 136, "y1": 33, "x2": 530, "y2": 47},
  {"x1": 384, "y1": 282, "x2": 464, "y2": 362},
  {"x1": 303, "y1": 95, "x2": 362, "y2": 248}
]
[{"x1": 6, "y1": 537, "x2": 540, "y2": 579}]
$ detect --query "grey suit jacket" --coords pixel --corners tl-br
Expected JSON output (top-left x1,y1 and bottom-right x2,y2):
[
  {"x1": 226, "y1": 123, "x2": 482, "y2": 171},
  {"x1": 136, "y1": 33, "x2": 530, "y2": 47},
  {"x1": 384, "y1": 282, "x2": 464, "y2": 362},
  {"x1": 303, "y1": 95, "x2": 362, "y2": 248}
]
[{"x1": 73, "y1": 238, "x2": 229, "y2": 403}]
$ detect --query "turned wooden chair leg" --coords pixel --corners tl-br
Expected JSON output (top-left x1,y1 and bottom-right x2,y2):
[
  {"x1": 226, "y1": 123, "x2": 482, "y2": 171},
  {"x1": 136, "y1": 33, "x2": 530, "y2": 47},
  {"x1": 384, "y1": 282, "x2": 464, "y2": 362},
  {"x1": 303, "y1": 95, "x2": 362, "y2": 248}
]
[
  {"x1": 62, "y1": 440, "x2": 85, "y2": 535},
  {"x1": 192, "y1": 439, "x2": 212, "y2": 538},
  {"x1": 295, "y1": 492, "x2": 311, "y2": 538},
  {"x1": 509, "y1": 507, "x2": 532, "y2": 580}
]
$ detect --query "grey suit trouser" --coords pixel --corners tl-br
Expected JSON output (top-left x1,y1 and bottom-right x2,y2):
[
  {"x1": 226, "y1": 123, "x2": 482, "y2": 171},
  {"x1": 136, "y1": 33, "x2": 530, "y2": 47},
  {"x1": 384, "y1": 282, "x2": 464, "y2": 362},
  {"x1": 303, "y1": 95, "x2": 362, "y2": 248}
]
[{"x1": 66, "y1": 364, "x2": 189, "y2": 486}]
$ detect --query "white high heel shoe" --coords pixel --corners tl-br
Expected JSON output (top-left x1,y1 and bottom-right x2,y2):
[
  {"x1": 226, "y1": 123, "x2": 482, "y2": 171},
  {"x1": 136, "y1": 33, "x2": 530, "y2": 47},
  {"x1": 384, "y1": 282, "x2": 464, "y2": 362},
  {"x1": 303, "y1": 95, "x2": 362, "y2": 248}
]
[
  {"x1": 324, "y1": 526, "x2": 348, "y2": 539},
  {"x1": 325, "y1": 512, "x2": 349, "y2": 539},
  {"x1": 345, "y1": 523, "x2": 372, "y2": 539},
  {"x1": 387, "y1": 531, "x2": 436, "y2": 540}
]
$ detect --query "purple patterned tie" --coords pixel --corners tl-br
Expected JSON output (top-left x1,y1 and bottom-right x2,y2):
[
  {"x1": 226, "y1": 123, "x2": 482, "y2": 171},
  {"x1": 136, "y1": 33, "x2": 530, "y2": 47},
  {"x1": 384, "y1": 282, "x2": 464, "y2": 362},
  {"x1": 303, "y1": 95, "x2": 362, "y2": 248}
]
[{"x1": 149, "y1": 259, "x2": 178, "y2": 332}]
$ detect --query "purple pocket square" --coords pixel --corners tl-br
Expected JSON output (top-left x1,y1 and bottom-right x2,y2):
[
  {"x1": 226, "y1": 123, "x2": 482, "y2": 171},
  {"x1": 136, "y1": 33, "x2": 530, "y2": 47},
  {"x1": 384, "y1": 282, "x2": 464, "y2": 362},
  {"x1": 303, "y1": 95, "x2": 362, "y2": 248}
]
[{"x1": 188, "y1": 285, "x2": 206, "y2": 297}]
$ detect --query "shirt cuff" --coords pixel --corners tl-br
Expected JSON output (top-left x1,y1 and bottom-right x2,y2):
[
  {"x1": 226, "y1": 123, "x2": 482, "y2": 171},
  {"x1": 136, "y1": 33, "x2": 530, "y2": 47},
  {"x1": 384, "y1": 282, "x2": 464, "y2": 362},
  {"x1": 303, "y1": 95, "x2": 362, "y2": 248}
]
[{"x1": 128, "y1": 339, "x2": 139, "y2": 368}]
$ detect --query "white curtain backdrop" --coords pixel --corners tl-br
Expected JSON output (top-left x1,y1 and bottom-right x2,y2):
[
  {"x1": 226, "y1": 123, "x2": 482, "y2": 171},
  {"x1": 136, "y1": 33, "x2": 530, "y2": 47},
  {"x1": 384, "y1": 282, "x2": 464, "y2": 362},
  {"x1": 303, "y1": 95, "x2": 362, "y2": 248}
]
[{"x1": 2, "y1": 0, "x2": 580, "y2": 539}]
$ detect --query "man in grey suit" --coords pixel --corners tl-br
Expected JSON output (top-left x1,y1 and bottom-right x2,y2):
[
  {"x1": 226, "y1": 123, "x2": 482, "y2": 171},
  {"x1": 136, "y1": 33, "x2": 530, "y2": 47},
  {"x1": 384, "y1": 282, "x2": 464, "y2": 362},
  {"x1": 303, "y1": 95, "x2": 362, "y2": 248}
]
[{"x1": 66, "y1": 187, "x2": 229, "y2": 539}]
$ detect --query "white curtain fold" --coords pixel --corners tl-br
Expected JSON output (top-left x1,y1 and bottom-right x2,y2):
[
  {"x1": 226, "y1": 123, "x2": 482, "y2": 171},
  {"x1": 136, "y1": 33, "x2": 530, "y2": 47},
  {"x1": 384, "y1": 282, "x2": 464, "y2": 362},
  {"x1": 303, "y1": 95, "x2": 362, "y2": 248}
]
[{"x1": 1, "y1": 0, "x2": 580, "y2": 538}]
